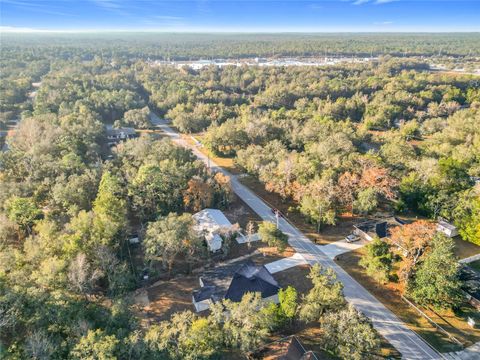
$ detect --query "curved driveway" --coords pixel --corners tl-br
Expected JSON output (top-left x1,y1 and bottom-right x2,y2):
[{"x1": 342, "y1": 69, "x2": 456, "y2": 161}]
[{"x1": 151, "y1": 113, "x2": 441, "y2": 360}]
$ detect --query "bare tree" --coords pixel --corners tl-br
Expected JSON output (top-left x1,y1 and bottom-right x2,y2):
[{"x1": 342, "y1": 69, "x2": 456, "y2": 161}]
[
  {"x1": 68, "y1": 253, "x2": 102, "y2": 298},
  {"x1": 245, "y1": 221, "x2": 255, "y2": 249}
]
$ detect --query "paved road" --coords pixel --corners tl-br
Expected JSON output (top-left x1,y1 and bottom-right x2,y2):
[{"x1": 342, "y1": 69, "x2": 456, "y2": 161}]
[
  {"x1": 318, "y1": 238, "x2": 368, "y2": 259},
  {"x1": 150, "y1": 113, "x2": 441, "y2": 360}
]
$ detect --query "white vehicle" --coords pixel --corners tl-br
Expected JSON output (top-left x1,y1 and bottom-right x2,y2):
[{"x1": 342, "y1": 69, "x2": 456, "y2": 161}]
[{"x1": 345, "y1": 234, "x2": 360, "y2": 243}]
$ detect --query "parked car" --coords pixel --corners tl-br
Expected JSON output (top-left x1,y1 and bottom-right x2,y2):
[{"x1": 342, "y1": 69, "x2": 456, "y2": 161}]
[{"x1": 345, "y1": 234, "x2": 360, "y2": 243}]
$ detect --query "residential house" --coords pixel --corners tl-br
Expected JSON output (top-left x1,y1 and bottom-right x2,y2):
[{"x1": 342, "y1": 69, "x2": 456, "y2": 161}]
[
  {"x1": 250, "y1": 336, "x2": 319, "y2": 360},
  {"x1": 192, "y1": 259, "x2": 280, "y2": 312},
  {"x1": 353, "y1": 217, "x2": 405, "y2": 241},
  {"x1": 460, "y1": 266, "x2": 480, "y2": 310},
  {"x1": 193, "y1": 208, "x2": 236, "y2": 252},
  {"x1": 105, "y1": 126, "x2": 136, "y2": 145}
]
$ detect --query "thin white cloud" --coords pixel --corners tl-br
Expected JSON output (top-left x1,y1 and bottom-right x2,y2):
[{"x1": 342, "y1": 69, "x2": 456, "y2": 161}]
[
  {"x1": 0, "y1": 26, "x2": 71, "y2": 33},
  {"x1": 90, "y1": 0, "x2": 122, "y2": 10},
  {"x1": 353, "y1": 0, "x2": 398, "y2": 4},
  {"x1": 374, "y1": 21, "x2": 394, "y2": 25},
  {"x1": 154, "y1": 16, "x2": 184, "y2": 20},
  {"x1": 2, "y1": 0, "x2": 76, "y2": 16}
]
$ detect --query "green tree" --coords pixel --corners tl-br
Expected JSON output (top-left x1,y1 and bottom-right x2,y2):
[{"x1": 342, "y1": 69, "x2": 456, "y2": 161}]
[
  {"x1": 409, "y1": 234, "x2": 463, "y2": 309},
  {"x1": 210, "y1": 292, "x2": 271, "y2": 352},
  {"x1": 144, "y1": 213, "x2": 200, "y2": 275},
  {"x1": 299, "y1": 264, "x2": 345, "y2": 322},
  {"x1": 297, "y1": 177, "x2": 337, "y2": 232},
  {"x1": 359, "y1": 237, "x2": 393, "y2": 283},
  {"x1": 117, "y1": 106, "x2": 152, "y2": 129},
  {"x1": 93, "y1": 171, "x2": 127, "y2": 226},
  {"x1": 261, "y1": 285, "x2": 299, "y2": 331},
  {"x1": 92, "y1": 171, "x2": 127, "y2": 246},
  {"x1": 257, "y1": 221, "x2": 288, "y2": 252},
  {"x1": 5, "y1": 196, "x2": 41, "y2": 234},
  {"x1": 453, "y1": 190, "x2": 480, "y2": 245},
  {"x1": 145, "y1": 311, "x2": 222, "y2": 360},
  {"x1": 278, "y1": 286, "x2": 298, "y2": 320},
  {"x1": 320, "y1": 304, "x2": 381, "y2": 360},
  {"x1": 71, "y1": 329, "x2": 120, "y2": 360},
  {"x1": 354, "y1": 188, "x2": 378, "y2": 215},
  {"x1": 129, "y1": 160, "x2": 193, "y2": 221}
]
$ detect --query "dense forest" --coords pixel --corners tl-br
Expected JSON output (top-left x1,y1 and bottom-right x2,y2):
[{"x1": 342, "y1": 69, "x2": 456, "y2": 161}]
[
  {"x1": 2, "y1": 32, "x2": 480, "y2": 60},
  {"x1": 140, "y1": 58, "x2": 480, "y2": 242},
  {"x1": 1, "y1": 34, "x2": 480, "y2": 359}
]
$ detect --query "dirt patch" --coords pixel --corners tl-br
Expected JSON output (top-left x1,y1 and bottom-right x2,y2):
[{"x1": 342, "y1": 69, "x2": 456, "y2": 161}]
[
  {"x1": 248, "y1": 246, "x2": 297, "y2": 266},
  {"x1": 273, "y1": 264, "x2": 312, "y2": 295},
  {"x1": 453, "y1": 237, "x2": 480, "y2": 260},
  {"x1": 223, "y1": 196, "x2": 263, "y2": 230},
  {"x1": 145, "y1": 275, "x2": 199, "y2": 321}
]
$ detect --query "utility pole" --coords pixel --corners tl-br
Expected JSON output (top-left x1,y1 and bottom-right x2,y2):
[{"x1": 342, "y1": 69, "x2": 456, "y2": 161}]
[
  {"x1": 275, "y1": 209, "x2": 279, "y2": 229},
  {"x1": 317, "y1": 204, "x2": 323, "y2": 233}
]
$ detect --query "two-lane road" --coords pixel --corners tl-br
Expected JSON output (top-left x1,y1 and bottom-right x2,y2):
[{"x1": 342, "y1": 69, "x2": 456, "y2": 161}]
[{"x1": 150, "y1": 113, "x2": 441, "y2": 360}]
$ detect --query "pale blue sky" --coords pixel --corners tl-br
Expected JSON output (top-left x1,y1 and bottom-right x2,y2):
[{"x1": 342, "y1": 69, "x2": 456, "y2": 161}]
[{"x1": 1, "y1": 0, "x2": 479, "y2": 32}]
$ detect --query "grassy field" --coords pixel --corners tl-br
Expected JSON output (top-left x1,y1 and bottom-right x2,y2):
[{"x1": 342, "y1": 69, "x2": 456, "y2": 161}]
[{"x1": 336, "y1": 247, "x2": 480, "y2": 353}]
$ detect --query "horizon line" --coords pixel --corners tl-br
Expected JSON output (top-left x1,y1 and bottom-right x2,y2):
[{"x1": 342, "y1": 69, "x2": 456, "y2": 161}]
[{"x1": 2, "y1": 29, "x2": 480, "y2": 34}]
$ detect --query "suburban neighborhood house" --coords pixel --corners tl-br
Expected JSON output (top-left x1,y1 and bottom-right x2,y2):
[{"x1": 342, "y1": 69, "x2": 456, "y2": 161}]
[
  {"x1": 192, "y1": 259, "x2": 281, "y2": 312},
  {"x1": 253, "y1": 336, "x2": 319, "y2": 360},
  {"x1": 105, "y1": 126, "x2": 137, "y2": 145},
  {"x1": 193, "y1": 208, "x2": 237, "y2": 252},
  {"x1": 353, "y1": 217, "x2": 405, "y2": 241}
]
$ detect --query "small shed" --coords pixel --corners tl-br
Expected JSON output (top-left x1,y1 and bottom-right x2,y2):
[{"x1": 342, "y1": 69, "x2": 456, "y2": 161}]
[{"x1": 437, "y1": 220, "x2": 458, "y2": 238}]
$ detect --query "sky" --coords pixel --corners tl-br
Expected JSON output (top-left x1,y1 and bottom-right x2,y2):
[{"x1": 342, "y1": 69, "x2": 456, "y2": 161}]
[{"x1": 0, "y1": 0, "x2": 479, "y2": 33}]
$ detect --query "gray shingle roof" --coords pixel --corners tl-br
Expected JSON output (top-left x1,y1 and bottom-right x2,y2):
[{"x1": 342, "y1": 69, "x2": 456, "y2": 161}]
[{"x1": 192, "y1": 259, "x2": 280, "y2": 304}]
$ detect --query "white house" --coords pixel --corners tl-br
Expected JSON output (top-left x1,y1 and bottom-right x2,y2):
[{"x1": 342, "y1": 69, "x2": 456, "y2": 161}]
[
  {"x1": 437, "y1": 220, "x2": 459, "y2": 238},
  {"x1": 192, "y1": 208, "x2": 236, "y2": 252}
]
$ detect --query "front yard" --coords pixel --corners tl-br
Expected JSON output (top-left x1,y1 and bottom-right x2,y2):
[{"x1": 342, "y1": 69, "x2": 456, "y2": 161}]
[{"x1": 336, "y1": 247, "x2": 480, "y2": 353}]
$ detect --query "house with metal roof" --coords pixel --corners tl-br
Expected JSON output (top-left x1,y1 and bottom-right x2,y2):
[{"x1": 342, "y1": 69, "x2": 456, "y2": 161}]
[
  {"x1": 105, "y1": 126, "x2": 137, "y2": 145},
  {"x1": 193, "y1": 208, "x2": 236, "y2": 252},
  {"x1": 192, "y1": 259, "x2": 280, "y2": 312}
]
